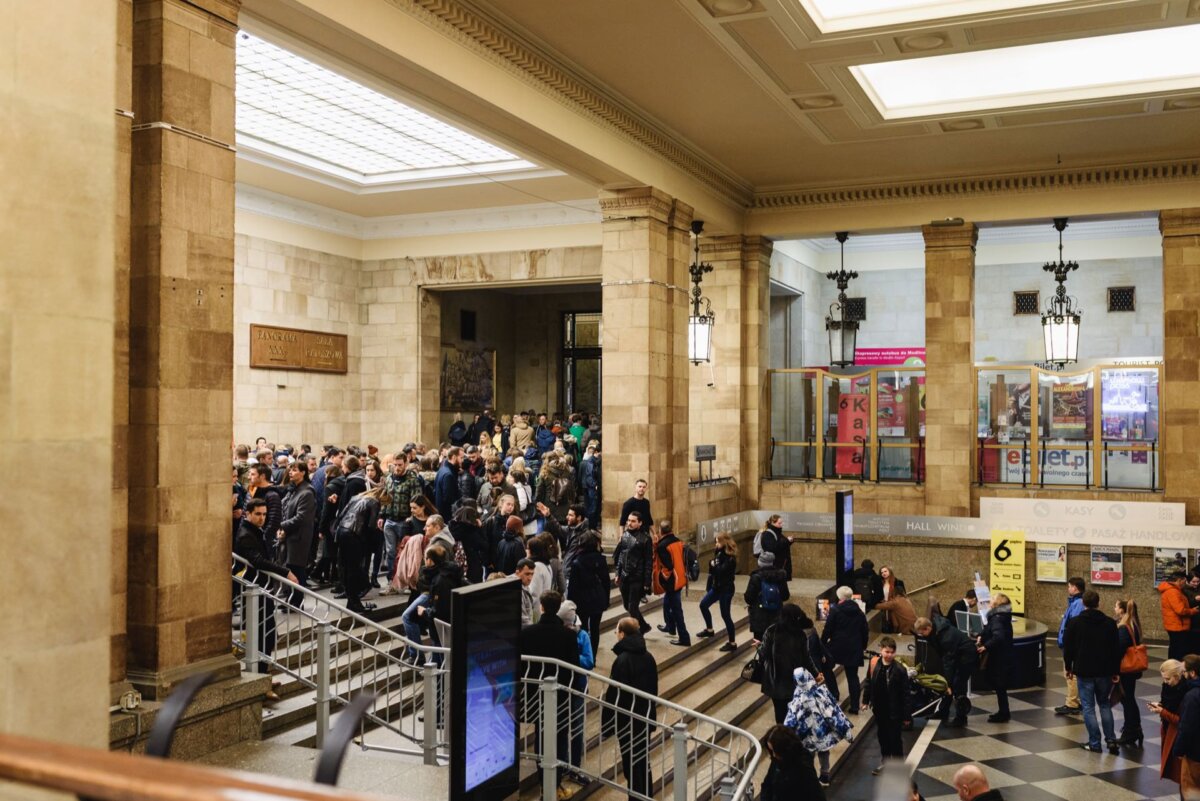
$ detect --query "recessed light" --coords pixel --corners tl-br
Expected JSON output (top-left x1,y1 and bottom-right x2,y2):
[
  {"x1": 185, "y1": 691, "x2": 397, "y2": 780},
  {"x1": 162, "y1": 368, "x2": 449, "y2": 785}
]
[
  {"x1": 711, "y1": 0, "x2": 755, "y2": 14},
  {"x1": 898, "y1": 33, "x2": 948, "y2": 51}
]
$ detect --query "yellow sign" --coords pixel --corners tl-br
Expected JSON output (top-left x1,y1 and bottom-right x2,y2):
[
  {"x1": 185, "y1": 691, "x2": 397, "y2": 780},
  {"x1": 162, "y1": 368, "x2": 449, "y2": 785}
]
[
  {"x1": 1036, "y1": 542, "x2": 1068, "y2": 584},
  {"x1": 989, "y1": 529, "x2": 1026, "y2": 613}
]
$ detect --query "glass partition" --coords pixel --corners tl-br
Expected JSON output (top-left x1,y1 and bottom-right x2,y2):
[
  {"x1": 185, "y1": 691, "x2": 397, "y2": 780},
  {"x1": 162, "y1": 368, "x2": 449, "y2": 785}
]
[
  {"x1": 977, "y1": 369, "x2": 1033, "y2": 485},
  {"x1": 768, "y1": 370, "x2": 818, "y2": 479},
  {"x1": 1099, "y1": 368, "x2": 1160, "y2": 490},
  {"x1": 1035, "y1": 370, "x2": 1094, "y2": 487},
  {"x1": 877, "y1": 370, "x2": 925, "y2": 482}
]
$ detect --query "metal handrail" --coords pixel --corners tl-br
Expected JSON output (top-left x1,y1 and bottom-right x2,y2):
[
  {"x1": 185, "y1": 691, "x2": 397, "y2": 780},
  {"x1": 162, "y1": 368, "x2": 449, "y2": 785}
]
[
  {"x1": 519, "y1": 656, "x2": 762, "y2": 801},
  {"x1": 231, "y1": 553, "x2": 449, "y2": 763}
]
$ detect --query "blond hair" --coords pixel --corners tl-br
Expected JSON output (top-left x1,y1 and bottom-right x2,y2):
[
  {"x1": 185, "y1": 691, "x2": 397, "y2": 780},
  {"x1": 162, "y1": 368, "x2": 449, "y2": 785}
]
[{"x1": 1161, "y1": 658, "x2": 1185, "y2": 682}]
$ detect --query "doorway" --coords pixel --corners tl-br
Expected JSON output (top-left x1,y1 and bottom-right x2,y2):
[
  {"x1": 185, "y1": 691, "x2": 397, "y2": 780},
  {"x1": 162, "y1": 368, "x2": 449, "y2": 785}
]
[{"x1": 562, "y1": 311, "x2": 601, "y2": 415}]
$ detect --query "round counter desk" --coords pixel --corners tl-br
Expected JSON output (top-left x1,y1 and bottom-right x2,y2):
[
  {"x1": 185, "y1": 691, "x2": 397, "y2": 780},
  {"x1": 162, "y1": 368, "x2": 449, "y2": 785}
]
[{"x1": 972, "y1": 617, "x2": 1048, "y2": 691}]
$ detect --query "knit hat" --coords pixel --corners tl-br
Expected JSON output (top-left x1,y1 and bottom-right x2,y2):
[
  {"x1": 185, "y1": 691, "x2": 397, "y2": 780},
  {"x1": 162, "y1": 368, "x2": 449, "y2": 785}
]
[
  {"x1": 506, "y1": 515, "x2": 524, "y2": 533},
  {"x1": 758, "y1": 551, "x2": 776, "y2": 568},
  {"x1": 557, "y1": 599, "x2": 580, "y2": 630}
]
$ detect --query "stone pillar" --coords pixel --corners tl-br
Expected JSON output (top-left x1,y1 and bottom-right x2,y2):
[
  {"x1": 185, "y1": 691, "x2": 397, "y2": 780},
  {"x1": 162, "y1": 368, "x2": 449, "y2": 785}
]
[
  {"x1": 739, "y1": 237, "x2": 773, "y2": 508},
  {"x1": 1160, "y1": 208, "x2": 1200, "y2": 522},
  {"x1": 0, "y1": 0, "x2": 116, "y2": 756},
  {"x1": 127, "y1": 0, "x2": 242, "y2": 696},
  {"x1": 922, "y1": 222, "x2": 978, "y2": 518},
  {"x1": 599, "y1": 187, "x2": 692, "y2": 541}
]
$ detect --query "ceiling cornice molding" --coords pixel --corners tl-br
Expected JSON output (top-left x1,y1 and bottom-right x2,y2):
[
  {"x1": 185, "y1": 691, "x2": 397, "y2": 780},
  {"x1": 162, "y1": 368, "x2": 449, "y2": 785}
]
[
  {"x1": 795, "y1": 216, "x2": 1160, "y2": 252},
  {"x1": 752, "y1": 158, "x2": 1200, "y2": 211},
  {"x1": 236, "y1": 184, "x2": 601, "y2": 239},
  {"x1": 382, "y1": 0, "x2": 754, "y2": 206}
]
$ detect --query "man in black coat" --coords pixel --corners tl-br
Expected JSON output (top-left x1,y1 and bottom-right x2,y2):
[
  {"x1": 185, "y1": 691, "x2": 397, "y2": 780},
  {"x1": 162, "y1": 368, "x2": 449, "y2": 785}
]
[
  {"x1": 278, "y1": 461, "x2": 316, "y2": 598},
  {"x1": 1064, "y1": 590, "x2": 1121, "y2": 752},
  {"x1": 915, "y1": 615, "x2": 978, "y2": 727},
  {"x1": 604, "y1": 617, "x2": 659, "y2": 801},
  {"x1": 617, "y1": 478, "x2": 653, "y2": 529},
  {"x1": 614, "y1": 511, "x2": 653, "y2": 634},
  {"x1": 519, "y1": 591, "x2": 580, "y2": 791},
  {"x1": 234, "y1": 498, "x2": 296, "y2": 688},
  {"x1": 864, "y1": 636, "x2": 910, "y2": 772},
  {"x1": 246, "y1": 463, "x2": 283, "y2": 549},
  {"x1": 847, "y1": 560, "x2": 883, "y2": 609},
  {"x1": 434, "y1": 448, "x2": 463, "y2": 521},
  {"x1": 822, "y1": 586, "x2": 868, "y2": 713}
]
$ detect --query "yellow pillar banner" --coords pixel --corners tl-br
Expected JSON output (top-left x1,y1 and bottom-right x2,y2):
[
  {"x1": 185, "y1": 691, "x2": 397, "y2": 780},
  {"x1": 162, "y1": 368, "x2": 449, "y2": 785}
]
[{"x1": 990, "y1": 529, "x2": 1026, "y2": 613}]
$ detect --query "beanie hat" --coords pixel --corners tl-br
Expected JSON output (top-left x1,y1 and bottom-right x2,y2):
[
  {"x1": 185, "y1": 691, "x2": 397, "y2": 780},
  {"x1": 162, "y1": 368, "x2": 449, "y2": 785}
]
[
  {"x1": 506, "y1": 515, "x2": 524, "y2": 533},
  {"x1": 557, "y1": 599, "x2": 580, "y2": 629},
  {"x1": 758, "y1": 551, "x2": 776, "y2": 568}
]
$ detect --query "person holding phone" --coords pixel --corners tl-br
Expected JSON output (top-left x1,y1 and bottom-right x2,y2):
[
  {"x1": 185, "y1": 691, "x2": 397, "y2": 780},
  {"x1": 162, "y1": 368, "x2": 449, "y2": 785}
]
[{"x1": 1149, "y1": 658, "x2": 1188, "y2": 785}]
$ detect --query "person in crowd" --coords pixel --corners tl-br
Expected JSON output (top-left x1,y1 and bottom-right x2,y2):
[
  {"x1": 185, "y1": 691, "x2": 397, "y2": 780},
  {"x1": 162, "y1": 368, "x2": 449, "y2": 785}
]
[
  {"x1": 527, "y1": 533, "x2": 556, "y2": 603},
  {"x1": 341, "y1": 455, "x2": 367, "y2": 510},
  {"x1": 379, "y1": 459, "x2": 421, "y2": 592},
  {"x1": 557, "y1": 599, "x2": 594, "y2": 784},
  {"x1": 877, "y1": 566, "x2": 906, "y2": 631},
  {"x1": 1150, "y1": 658, "x2": 1188, "y2": 786},
  {"x1": 1187, "y1": 568, "x2": 1200, "y2": 655},
  {"x1": 1054, "y1": 576, "x2": 1087, "y2": 715},
  {"x1": 784, "y1": 665, "x2": 852, "y2": 787},
  {"x1": 1063, "y1": 589, "x2": 1121, "y2": 754},
  {"x1": 579, "y1": 442, "x2": 601, "y2": 527},
  {"x1": 603, "y1": 617, "x2": 659, "y2": 801},
  {"x1": 976, "y1": 592, "x2": 1014, "y2": 723},
  {"x1": 1172, "y1": 654, "x2": 1200, "y2": 798},
  {"x1": 333, "y1": 485, "x2": 389, "y2": 613},
  {"x1": 400, "y1": 546, "x2": 441, "y2": 658},
  {"x1": 536, "y1": 452, "x2": 576, "y2": 523},
  {"x1": 511, "y1": 413, "x2": 534, "y2": 453},
  {"x1": 457, "y1": 446, "x2": 481, "y2": 509},
  {"x1": 822, "y1": 586, "x2": 869, "y2": 714},
  {"x1": 565, "y1": 531, "x2": 609, "y2": 656},
  {"x1": 450, "y1": 503, "x2": 487, "y2": 584},
  {"x1": 760, "y1": 724, "x2": 826, "y2": 801},
  {"x1": 476, "y1": 464, "x2": 507, "y2": 515},
  {"x1": 1158, "y1": 570, "x2": 1197, "y2": 660},
  {"x1": 423, "y1": 513, "x2": 455, "y2": 557},
  {"x1": 515, "y1": 558, "x2": 537, "y2": 626},
  {"x1": 847, "y1": 559, "x2": 883, "y2": 609},
  {"x1": 494, "y1": 515, "x2": 528, "y2": 578},
  {"x1": 952, "y1": 764, "x2": 1005, "y2": 801},
  {"x1": 947, "y1": 588, "x2": 978, "y2": 623},
  {"x1": 434, "y1": 446, "x2": 463, "y2": 521},
  {"x1": 746, "y1": 551, "x2": 790, "y2": 642},
  {"x1": 760, "y1": 603, "x2": 821, "y2": 723},
  {"x1": 271, "y1": 453, "x2": 289, "y2": 486},
  {"x1": 697, "y1": 531, "x2": 738, "y2": 652},
  {"x1": 875, "y1": 585, "x2": 918, "y2": 635},
  {"x1": 363, "y1": 458, "x2": 383, "y2": 490},
  {"x1": 614, "y1": 510, "x2": 653, "y2": 634},
  {"x1": 618, "y1": 479, "x2": 653, "y2": 529},
  {"x1": 753, "y1": 515, "x2": 794, "y2": 579},
  {"x1": 480, "y1": 493, "x2": 516, "y2": 569},
  {"x1": 1114, "y1": 597, "x2": 1145, "y2": 747},
  {"x1": 654, "y1": 521, "x2": 691, "y2": 647},
  {"x1": 234, "y1": 498, "x2": 297, "y2": 691},
  {"x1": 246, "y1": 463, "x2": 283, "y2": 547},
  {"x1": 231, "y1": 464, "x2": 247, "y2": 539},
  {"x1": 447, "y1": 413, "x2": 468, "y2": 447},
  {"x1": 519, "y1": 590, "x2": 580, "y2": 796},
  {"x1": 427, "y1": 542, "x2": 465, "y2": 634},
  {"x1": 864, "y1": 636, "x2": 910, "y2": 774},
  {"x1": 277, "y1": 459, "x2": 316, "y2": 602},
  {"x1": 539, "y1": 502, "x2": 589, "y2": 579},
  {"x1": 233, "y1": 444, "x2": 252, "y2": 487},
  {"x1": 312, "y1": 463, "x2": 345, "y2": 585},
  {"x1": 914, "y1": 614, "x2": 976, "y2": 727}
]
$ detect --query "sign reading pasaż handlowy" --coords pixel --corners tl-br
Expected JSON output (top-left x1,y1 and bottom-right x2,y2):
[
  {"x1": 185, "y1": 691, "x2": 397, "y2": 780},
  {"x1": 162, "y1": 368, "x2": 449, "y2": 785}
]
[{"x1": 249, "y1": 324, "x2": 347, "y2": 374}]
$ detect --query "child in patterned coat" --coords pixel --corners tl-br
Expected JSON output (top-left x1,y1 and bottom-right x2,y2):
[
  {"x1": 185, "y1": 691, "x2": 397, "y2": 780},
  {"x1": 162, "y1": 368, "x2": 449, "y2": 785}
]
[{"x1": 784, "y1": 666, "x2": 854, "y2": 786}]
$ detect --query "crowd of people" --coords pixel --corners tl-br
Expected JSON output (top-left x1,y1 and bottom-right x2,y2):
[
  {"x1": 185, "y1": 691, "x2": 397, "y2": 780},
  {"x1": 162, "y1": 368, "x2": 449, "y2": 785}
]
[{"x1": 231, "y1": 424, "x2": 1200, "y2": 801}]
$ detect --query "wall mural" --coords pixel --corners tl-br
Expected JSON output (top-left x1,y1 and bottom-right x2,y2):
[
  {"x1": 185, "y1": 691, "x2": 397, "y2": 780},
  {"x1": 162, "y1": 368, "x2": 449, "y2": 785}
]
[{"x1": 440, "y1": 345, "x2": 496, "y2": 411}]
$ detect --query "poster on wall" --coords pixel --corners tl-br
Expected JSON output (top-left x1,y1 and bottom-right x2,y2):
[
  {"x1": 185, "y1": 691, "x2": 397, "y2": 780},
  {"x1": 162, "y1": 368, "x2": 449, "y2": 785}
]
[
  {"x1": 1006, "y1": 383, "x2": 1032, "y2": 430},
  {"x1": 834, "y1": 393, "x2": 869, "y2": 475},
  {"x1": 854, "y1": 347, "x2": 926, "y2": 367},
  {"x1": 1101, "y1": 370, "x2": 1156, "y2": 441},
  {"x1": 876, "y1": 378, "x2": 926, "y2": 437},
  {"x1": 440, "y1": 345, "x2": 496, "y2": 411},
  {"x1": 1051, "y1": 383, "x2": 1088, "y2": 432},
  {"x1": 1155, "y1": 548, "x2": 1190, "y2": 584},
  {"x1": 1036, "y1": 543, "x2": 1068, "y2": 583},
  {"x1": 989, "y1": 530, "x2": 1025, "y2": 613},
  {"x1": 1090, "y1": 545, "x2": 1124, "y2": 586}
]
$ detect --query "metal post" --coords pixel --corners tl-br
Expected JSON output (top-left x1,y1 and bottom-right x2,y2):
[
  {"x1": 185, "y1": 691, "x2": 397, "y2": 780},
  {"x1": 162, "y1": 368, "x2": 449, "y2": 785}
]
[
  {"x1": 672, "y1": 722, "x2": 689, "y2": 801},
  {"x1": 245, "y1": 587, "x2": 261, "y2": 673},
  {"x1": 541, "y1": 678, "x2": 559, "y2": 801},
  {"x1": 716, "y1": 775, "x2": 738, "y2": 801},
  {"x1": 422, "y1": 660, "x2": 438, "y2": 766},
  {"x1": 314, "y1": 622, "x2": 332, "y2": 750}
]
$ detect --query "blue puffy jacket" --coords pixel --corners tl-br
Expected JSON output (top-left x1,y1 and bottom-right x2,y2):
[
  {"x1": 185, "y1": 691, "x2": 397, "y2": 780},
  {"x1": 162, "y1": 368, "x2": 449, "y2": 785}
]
[
  {"x1": 1057, "y1": 593, "x2": 1083, "y2": 648},
  {"x1": 535, "y1": 426, "x2": 557, "y2": 455}
]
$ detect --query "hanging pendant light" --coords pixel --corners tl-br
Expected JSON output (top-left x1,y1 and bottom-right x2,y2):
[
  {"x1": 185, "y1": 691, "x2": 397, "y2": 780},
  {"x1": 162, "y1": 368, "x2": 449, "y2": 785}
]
[
  {"x1": 688, "y1": 220, "x2": 715, "y2": 365},
  {"x1": 825, "y1": 231, "x2": 859, "y2": 368},
  {"x1": 1041, "y1": 218, "x2": 1082, "y2": 366}
]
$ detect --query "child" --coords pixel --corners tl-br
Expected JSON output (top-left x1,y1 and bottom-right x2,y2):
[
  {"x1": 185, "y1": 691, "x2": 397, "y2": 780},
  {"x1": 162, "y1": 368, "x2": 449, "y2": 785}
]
[
  {"x1": 863, "y1": 636, "x2": 910, "y2": 774},
  {"x1": 745, "y1": 551, "x2": 790, "y2": 641},
  {"x1": 785, "y1": 667, "x2": 853, "y2": 786}
]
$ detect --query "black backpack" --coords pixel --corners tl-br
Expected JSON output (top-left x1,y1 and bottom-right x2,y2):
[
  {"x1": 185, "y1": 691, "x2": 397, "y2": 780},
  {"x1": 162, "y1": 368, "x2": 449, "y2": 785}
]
[{"x1": 684, "y1": 544, "x2": 700, "y2": 582}]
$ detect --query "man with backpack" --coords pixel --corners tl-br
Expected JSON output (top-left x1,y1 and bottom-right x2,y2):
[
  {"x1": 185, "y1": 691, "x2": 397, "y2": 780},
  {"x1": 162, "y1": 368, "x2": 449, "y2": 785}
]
[
  {"x1": 746, "y1": 551, "x2": 790, "y2": 642},
  {"x1": 653, "y1": 521, "x2": 692, "y2": 647}
]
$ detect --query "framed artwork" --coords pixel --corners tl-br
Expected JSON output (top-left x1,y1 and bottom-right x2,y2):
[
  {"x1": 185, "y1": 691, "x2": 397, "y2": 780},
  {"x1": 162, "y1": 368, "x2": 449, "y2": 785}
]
[{"x1": 440, "y1": 345, "x2": 496, "y2": 411}]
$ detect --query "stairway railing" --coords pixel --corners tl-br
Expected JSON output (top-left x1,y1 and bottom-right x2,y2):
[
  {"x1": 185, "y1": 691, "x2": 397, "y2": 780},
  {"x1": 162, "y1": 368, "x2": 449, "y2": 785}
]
[{"x1": 231, "y1": 553, "x2": 449, "y2": 763}]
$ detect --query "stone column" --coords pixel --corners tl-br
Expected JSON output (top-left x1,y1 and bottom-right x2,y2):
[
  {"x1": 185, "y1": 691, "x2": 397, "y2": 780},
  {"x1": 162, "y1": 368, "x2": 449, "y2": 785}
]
[
  {"x1": 739, "y1": 237, "x2": 773, "y2": 508},
  {"x1": 1160, "y1": 208, "x2": 1200, "y2": 522},
  {"x1": 0, "y1": 0, "x2": 116, "y2": 755},
  {"x1": 126, "y1": 0, "x2": 242, "y2": 696},
  {"x1": 922, "y1": 222, "x2": 978, "y2": 518},
  {"x1": 599, "y1": 187, "x2": 692, "y2": 541}
]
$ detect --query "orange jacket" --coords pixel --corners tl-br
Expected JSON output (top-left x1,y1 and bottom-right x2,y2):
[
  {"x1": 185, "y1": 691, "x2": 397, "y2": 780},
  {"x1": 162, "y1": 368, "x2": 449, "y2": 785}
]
[
  {"x1": 1157, "y1": 581, "x2": 1197, "y2": 632},
  {"x1": 653, "y1": 535, "x2": 688, "y2": 594}
]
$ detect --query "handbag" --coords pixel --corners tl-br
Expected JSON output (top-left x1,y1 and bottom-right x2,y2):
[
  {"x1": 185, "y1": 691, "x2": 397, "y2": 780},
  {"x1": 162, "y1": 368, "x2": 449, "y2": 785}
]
[
  {"x1": 1120, "y1": 624, "x2": 1148, "y2": 673},
  {"x1": 741, "y1": 654, "x2": 763, "y2": 683}
]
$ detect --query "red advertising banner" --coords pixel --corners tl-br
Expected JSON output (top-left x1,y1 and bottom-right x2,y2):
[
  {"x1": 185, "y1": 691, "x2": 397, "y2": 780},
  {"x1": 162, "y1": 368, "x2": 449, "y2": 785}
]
[{"x1": 835, "y1": 394, "x2": 869, "y2": 475}]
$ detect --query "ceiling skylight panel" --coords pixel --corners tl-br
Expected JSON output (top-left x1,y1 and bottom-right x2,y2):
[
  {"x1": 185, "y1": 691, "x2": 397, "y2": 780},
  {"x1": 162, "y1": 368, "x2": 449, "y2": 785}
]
[
  {"x1": 851, "y1": 24, "x2": 1200, "y2": 119},
  {"x1": 799, "y1": 0, "x2": 1065, "y2": 32}
]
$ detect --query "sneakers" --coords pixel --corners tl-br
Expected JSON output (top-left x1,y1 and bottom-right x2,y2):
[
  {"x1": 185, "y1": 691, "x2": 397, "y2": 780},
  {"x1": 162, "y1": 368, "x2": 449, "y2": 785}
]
[
  {"x1": 670, "y1": 639, "x2": 691, "y2": 647},
  {"x1": 987, "y1": 713, "x2": 1011, "y2": 723},
  {"x1": 818, "y1": 773, "x2": 831, "y2": 786},
  {"x1": 719, "y1": 642, "x2": 737, "y2": 653},
  {"x1": 379, "y1": 587, "x2": 398, "y2": 596},
  {"x1": 1080, "y1": 743, "x2": 1101, "y2": 753},
  {"x1": 1055, "y1": 705, "x2": 1081, "y2": 715},
  {"x1": 696, "y1": 629, "x2": 716, "y2": 639},
  {"x1": 871, "y1": 765, "x2": 884, "y2": 775}
]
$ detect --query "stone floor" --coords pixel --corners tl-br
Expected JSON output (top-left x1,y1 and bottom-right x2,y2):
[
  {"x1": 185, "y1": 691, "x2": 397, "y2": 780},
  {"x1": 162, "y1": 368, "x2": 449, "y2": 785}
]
[{"x1": 831, "y1": 645, "x2": 1181, "y2": 801}]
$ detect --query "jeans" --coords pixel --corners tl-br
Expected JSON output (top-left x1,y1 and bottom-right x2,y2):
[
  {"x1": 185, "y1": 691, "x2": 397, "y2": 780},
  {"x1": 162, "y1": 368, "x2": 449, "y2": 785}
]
[
  {"x1": 661, "y1": 587, "x2": 689, "y2": 643},
  {"x1": 621, "y1": 582, "x2": 648, "y2": 631},
  {"x1": 401, "y1": 592, "x2": 432, "y2": 659},
  {"x1": 1077, "y1": 676, "x2": 1117, "y2": 749},
  {"x1": 700, "y1": 587, "x2": 735, "y2": 641},
  {"x1": 382, "y1": 520, "x2": 403, "y2": 581}
]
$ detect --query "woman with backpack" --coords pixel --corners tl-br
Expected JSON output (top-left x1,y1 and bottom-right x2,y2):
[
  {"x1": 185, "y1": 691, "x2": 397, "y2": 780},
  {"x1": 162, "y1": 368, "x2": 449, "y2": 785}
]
[
  {"x1": 698, "y1": 531, "x2": 739, "y2": 652},
  {"x1": 746, "y1": 551, "x2": 790, "y2": 642},
  {"x1": 785, "y1": 665, "x2": 853, "y2": 786},
  {"x1": 536, "y1": 453, "x2": 576, "y2": 523},
  {"x1": 335, "y1": 485, "x2": 390, "y2": 613},
  {"x1": 759, "y1": 603, "x2": 821, "y2": 723}
]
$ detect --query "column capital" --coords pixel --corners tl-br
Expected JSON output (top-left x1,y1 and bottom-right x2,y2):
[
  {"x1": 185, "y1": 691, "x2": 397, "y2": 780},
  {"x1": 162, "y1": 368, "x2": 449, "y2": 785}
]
[
  {"x1": 741, "y1": 235, "x2": 774, "y2": 264},
  {"x1": 599, "y1": 186, "x2": 674, "y2": 225},
  {"x1": 922, "y1": 221, "x2": 978, "y2": 250},
  {"x1": 134, "y1": 0, "x2": 240, "y2": 27},
  {"x1": 669, "y1": 199, "x2": 694, "y2": 232},
  {"x1": 1160, "y1": 208, "x2": 1200, "y2": 237}
]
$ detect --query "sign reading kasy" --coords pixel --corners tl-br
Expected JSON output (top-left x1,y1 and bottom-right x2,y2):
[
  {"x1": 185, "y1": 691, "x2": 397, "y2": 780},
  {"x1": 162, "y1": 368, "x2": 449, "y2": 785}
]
[{"x1": 249, "y1": 324, "x2": 348, "y2": 374}]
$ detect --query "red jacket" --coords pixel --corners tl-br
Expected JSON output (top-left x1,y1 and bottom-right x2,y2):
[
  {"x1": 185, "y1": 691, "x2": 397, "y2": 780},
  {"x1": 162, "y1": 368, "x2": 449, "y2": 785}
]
[{"x1": 1158, "y1": 581, "x2": 1196, "y2": 632}]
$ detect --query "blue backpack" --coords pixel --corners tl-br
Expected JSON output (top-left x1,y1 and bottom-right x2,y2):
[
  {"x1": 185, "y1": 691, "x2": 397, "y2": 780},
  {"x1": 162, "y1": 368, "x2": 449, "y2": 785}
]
[{"x1": 760, "y1": 578, "x2": 783, "y2": 612}]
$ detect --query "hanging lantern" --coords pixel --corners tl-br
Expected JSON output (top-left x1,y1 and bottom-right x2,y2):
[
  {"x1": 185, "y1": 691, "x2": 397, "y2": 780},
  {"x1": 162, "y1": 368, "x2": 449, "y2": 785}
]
[
  {"x1": 688, "y1": 220, "x2": 715, "y2": 365},
  {"x1": 1040, "y1": 218, "x2": 1082, "y2": 366},
  {"x1": 825, "y1": 231, "x2": 860, "y2": 368}
]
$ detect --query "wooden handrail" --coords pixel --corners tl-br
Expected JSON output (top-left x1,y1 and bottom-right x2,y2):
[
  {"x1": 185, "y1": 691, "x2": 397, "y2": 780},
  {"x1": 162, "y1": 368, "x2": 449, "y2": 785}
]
[{"x1": 0, "y1": 733, "x2": 389, "y2": 801}]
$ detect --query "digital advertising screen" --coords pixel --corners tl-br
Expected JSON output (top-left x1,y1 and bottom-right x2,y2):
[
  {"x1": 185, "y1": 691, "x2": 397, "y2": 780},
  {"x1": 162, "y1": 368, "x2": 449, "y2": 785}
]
[
  {"x1": 835, "y1": 490, "x2": 854, "y2": 582},
  {"x1": 450, "y1": 579, "x2": 521, "y2": 801}
]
